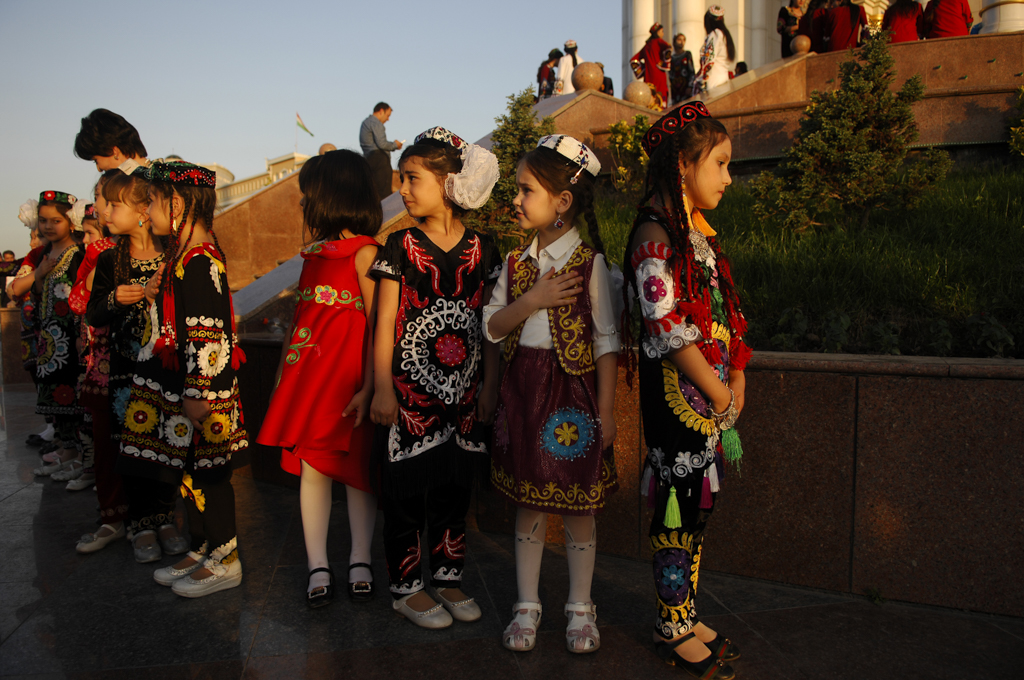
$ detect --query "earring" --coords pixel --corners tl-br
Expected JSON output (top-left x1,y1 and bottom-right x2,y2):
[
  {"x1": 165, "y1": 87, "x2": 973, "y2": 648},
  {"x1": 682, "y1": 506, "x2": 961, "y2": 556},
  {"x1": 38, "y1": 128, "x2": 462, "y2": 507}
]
[
  {"x1": 554, "y1": 213, "x2": 564, "y2": 229},
  {"x1": 138, "y1": 218, "x2": 144, "y2": 227}
]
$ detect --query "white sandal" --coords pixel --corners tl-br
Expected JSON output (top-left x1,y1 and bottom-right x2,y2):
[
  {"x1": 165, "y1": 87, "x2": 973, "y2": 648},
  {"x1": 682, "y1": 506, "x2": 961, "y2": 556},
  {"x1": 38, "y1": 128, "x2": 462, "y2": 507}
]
[
  {"x1": 502, "y1": 601, "x2": 542, "y2": 652},
  {"x1": 565, "y1": 602, "x2": 600, "y2": 653}
]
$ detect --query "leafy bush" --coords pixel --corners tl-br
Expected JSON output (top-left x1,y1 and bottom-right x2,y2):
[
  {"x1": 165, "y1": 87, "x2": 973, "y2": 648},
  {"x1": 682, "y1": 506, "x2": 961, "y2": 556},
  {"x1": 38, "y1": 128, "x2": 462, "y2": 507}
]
[
  {"x1": 599, "y1": 168, "x2": 1024, "y2": 358},
  {"x1": 468, "y1": 88, "x2": 555, "y2": 252},
  {"x1": 606, "y1": 114, "x2": 651, "y2": 198},
  {"x1": 751, "y1": 33, "x2": 951, "y2": 232},
  {"x1": 1010, "y1": 87, "x2": 1024, "y2": 159}
]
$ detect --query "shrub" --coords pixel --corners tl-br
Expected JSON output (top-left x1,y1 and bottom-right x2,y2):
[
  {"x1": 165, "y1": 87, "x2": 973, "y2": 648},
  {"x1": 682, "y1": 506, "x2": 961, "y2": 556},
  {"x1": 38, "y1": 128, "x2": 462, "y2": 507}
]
[
  {"x1": 1010, "y1": 87, "x2": 1024, "y2": 159},
  {"x1": 468, "y1": 88, "x2": 555, "y2": 252},
  {"x1": 606, "y1": 114, "x2": 651, "y2": 198},
  {"x1": 751, "y1": 32, "x2": 951, "y2": 232}
]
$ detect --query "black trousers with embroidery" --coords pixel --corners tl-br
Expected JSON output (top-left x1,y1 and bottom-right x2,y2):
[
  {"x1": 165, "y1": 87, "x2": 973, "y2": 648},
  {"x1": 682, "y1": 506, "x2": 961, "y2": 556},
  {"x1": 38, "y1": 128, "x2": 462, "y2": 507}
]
[
  {"x1": 383, "y1": 482, "x2": 472, "y2": 599},
  {"x1": 182, "y1": 466, "x2": 237, "y2": 561},
  {"x1": 649, "y1": 470, "x2": 716, "y2": 640}
]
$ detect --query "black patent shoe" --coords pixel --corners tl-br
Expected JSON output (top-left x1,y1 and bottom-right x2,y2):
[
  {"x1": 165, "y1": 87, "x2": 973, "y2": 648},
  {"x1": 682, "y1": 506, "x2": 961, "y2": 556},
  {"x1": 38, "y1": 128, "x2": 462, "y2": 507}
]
[
  {"x1": 704, "y1": 632, "x2": 741, "y2": 662},
  {"x1": 307, "y1": 567, "x2": 334, "y2": 609},
  {"x1": 654, "y1": 632, "x2": 736, "y2": 679},
  {"x1": 347, "y1": 562, "x2": 374, "y2": 602}
]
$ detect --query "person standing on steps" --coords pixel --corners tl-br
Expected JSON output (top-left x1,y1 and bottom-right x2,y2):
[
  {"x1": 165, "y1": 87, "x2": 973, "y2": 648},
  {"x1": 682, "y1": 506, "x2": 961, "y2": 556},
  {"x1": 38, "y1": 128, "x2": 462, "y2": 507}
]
[{"x1": 360, "y1": 103, "x2": 403, "y2": 200}]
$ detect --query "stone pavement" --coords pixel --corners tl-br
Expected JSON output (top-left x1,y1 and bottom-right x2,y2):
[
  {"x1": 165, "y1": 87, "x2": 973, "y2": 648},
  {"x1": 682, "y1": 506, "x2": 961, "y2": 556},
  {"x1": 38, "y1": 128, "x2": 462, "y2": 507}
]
[{"x1": 1, "y1": 384, "x2": 1020, "y2": 679}]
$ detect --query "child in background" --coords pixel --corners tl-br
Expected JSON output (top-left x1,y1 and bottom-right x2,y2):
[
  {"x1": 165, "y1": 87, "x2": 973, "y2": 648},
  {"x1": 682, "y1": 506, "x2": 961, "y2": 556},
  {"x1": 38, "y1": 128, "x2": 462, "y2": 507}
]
[
  {"x1": 370, "y1": 127, "x2": 500, "y2": 629},
  {"x1": 88, "y1": 168, "x2": 182, "y2": 562},
  {"x1": 13, "y1": 192, "x2": 85, "y2": 478},
  {"x1": 11, "y1": 202, "x2": 47, "y2": 436},
  {"x1": 623, "y1": 102, "x2": 749, "y2": 680},
  {"x1": 485, "y1": 136, "x2": 619, "y2": 654},
  {"x1": 72, "y1": 177, "x2": 128, "y2": 548},
  {"x1": 258, "y1": 150, "x2": 382, "y2": 608},
  {"x1": 134, "y1": 160, "x2": 247, "y2": 598}
]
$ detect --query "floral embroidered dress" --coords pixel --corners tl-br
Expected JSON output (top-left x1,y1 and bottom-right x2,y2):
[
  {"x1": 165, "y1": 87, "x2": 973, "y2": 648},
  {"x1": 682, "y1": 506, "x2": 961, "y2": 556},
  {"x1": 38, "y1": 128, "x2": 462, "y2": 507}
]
[
  {"x1": 258, "y1": 236, "x2": 377, "y2": 491},
  {"x1": 87, "y1": 249, "x2": 163, "y2": 437},
  {"x1": 486, "y1": 230, "x2": 620, "y2": 515},
  {"x1": 35, "y1": 244, "x2": 85, "y2": 415},
  {"x1": 119, "y1": 244, "x2": 247, "y2": 479},
  {"x1": 70, "y1": 238, "x2": 116, "y2": 403},
  {"x1": 13, "y1": 246, "x2": 46, "y2": 377},
  {"x1": 370, "y1": 227, "x2": 501, "y2": 497},
  {"x1": 631, "y1": 207, "x2": 750, "y2": 640}
]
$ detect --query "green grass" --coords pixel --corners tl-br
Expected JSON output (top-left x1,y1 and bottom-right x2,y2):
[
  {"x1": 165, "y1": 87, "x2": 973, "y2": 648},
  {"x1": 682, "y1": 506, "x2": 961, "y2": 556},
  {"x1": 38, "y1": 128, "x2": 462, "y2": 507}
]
[{"x1": 594, "y1": 168, "x2": 1024, "y2": 358}]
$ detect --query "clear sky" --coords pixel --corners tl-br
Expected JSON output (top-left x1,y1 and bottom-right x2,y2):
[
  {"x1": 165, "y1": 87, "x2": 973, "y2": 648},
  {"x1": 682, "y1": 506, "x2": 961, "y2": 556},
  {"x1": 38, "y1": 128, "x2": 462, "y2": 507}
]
[{"x1": 0, "y1": 0, "x2": 621, "y2": 255}]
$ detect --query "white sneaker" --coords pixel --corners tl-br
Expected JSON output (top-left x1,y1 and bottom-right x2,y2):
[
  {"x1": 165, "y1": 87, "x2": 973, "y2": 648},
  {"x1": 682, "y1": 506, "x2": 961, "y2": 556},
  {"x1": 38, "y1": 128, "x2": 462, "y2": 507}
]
[{"x1": 172, "y1": 558, "x2": 242, "y2": 598}]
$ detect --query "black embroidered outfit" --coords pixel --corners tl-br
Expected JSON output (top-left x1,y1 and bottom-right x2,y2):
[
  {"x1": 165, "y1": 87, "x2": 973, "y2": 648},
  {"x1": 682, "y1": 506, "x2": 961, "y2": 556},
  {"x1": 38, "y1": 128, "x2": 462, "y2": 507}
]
[{"x1": 370, "y1": 226, "x2": 501, "y2": 597}]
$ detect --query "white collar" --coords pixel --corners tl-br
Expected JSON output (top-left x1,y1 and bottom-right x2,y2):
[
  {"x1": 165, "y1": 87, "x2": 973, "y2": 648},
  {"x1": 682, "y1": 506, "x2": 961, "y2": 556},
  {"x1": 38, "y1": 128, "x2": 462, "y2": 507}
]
[{"x1": 523, "y1": 227, "x2": 581, "y2": 262}]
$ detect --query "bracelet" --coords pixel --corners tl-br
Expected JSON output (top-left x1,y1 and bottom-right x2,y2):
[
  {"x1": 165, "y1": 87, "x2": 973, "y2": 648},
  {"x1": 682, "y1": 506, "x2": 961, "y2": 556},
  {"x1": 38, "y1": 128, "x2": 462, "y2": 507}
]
[{"x1": 709, "y1": 387, "x2": 739, "y2": 431}]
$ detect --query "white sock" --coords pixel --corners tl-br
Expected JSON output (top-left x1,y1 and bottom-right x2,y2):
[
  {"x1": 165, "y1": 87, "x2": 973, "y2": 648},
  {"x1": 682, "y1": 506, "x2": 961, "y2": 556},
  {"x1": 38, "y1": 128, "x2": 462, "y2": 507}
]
[
  {"x1": 346, "y1": 484, "x2": 376, "y2": 583},
  {"x1": 514, "y1": 509, "x2": 547, "y2": 603},
  {"x1": 564, "y1": 515, "x2": 596, "y2": 604},
  {"x1": 40, "y1": 423, "x2": 55, "y2": 441},
  {"x1": 300, "y1": 461, "x2": 333, "y2": 592}
]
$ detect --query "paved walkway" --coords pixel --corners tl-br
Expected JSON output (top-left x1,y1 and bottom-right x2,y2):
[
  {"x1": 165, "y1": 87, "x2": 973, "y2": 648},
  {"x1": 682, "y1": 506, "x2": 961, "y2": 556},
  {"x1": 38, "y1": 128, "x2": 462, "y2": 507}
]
[{"x1": 1, "y1": 384, "x2": 1020, "y2": 679}]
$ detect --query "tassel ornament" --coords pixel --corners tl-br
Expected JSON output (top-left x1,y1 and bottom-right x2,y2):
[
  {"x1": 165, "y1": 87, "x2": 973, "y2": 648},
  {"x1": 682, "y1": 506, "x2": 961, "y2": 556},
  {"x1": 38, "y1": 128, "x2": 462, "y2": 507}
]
[
  {"x1": 664, "y1": 487, "x2": 682, "y2": 529},
  {"x1": 721, "y1": 428, "x2": 743, "y2": 475}
]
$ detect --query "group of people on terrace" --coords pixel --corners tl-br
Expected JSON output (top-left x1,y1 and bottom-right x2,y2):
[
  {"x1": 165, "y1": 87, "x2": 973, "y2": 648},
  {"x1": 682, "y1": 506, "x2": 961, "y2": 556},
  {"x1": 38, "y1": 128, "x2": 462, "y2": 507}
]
[{"x1": 781, "y1": 0, "x2": 977, "y2": 58}]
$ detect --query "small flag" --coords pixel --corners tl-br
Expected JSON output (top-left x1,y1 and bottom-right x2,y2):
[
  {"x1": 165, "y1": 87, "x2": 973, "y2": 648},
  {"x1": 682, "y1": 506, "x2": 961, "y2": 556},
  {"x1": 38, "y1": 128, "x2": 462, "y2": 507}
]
[{"x1": 296, "y1": 112, "x2": 314, "y2": 137}]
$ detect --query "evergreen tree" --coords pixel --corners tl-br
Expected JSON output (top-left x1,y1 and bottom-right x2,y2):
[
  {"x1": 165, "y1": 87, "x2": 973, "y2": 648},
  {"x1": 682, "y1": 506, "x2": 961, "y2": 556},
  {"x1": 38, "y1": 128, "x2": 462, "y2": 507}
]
[
  {"x1": 751, "y1": 33, "x2": 951, "y2": 232},
  {"x1": 469, "y1": 88, "x2": 555, "y2": 250}
]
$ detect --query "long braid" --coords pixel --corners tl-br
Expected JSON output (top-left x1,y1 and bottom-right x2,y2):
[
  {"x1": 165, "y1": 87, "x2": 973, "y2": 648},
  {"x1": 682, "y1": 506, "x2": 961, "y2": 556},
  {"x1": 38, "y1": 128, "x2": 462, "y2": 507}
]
[
  {"x1": 113, "y1": 235, "x2": 132, "y2": 285},
  {"x1": 576, "y1": 178, "x2": 606, "y2": 258}
]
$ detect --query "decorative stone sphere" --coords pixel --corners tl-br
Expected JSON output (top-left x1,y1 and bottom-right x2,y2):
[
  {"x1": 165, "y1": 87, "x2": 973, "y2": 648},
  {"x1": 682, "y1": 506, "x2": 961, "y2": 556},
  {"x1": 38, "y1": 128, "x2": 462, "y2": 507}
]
[
  {"x1": 791, "y1": 34, "x2": 811, "y2": 55},
  {"x1": 571, "y1": 62, "x2": 604, "y2": 92},
  {"x1": 624, "y1": 80, "x2": 653, "y2": 107}
]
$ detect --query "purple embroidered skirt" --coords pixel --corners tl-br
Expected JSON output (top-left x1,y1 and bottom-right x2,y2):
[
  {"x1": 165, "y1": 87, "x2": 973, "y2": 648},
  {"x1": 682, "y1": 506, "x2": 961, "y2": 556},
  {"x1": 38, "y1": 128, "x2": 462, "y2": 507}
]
[{"x1": 490, "y1": 346, "x2": 617, "y2": 516}]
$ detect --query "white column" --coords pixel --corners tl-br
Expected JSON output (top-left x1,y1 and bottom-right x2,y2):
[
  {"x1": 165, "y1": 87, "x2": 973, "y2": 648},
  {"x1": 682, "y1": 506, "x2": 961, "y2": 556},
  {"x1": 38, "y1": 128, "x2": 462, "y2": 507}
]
[
  {"x1": 980, "y1": 0, "x2": 1024, "y2": 33},
  {"x1": 623, "y1": 0, "x2": 633, "y2": 93},
  {"x1": 747, "y1": 0, "x2": 766, "y2": 69},
  {"x1": 633, "y1": 0, "x2": 656, "y2": 59},
  {"x1": 672, "y1": 0, "x2": 705, "y2": 54}
]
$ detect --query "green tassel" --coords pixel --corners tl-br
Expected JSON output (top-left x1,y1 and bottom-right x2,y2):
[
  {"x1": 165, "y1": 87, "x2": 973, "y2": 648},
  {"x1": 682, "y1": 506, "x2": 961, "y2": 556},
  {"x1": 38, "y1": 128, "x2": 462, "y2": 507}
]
[
  {"x1": 664, "y1": 487, "x2": 682, "y2": 529},
  {"x1": 721, "y1": 428, "x2": 743, "y2": 476}
]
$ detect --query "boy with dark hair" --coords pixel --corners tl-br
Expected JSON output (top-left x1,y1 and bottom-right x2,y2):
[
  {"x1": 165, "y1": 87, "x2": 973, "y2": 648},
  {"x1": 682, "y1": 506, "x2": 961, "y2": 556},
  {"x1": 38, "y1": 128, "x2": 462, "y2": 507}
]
[{"x1": 74, "y1": 109, "x2": 148, "y2": 171}]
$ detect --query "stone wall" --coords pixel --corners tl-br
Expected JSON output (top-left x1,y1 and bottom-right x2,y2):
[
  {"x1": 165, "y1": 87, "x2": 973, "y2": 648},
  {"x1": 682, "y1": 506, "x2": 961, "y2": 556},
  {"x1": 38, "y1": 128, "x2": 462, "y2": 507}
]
[{"x1": 236, "y1": 339, "x2": 1023, "y2": 617}]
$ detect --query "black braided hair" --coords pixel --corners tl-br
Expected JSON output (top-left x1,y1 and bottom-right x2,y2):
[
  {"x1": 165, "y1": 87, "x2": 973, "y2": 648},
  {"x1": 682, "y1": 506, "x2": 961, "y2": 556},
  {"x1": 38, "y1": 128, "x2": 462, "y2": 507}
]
[{"x1": 519, "y1": 145, "x2": 605, "y2": 257}]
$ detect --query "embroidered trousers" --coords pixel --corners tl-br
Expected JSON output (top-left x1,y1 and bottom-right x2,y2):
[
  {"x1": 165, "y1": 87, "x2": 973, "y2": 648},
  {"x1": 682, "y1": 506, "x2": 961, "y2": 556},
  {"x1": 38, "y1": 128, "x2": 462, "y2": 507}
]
[
  {"x1": 650, "y1": 471, "x2": 716, "y2": 640},
  {"x1": 123, "y1": 475, "x2": 177, "y2": 538},
  {"x1": 182, "y1": 466, "x2": 238, "y2": 564},
  {"x1": 383, "y1": 482, "x2": 472, "y2": 599}
]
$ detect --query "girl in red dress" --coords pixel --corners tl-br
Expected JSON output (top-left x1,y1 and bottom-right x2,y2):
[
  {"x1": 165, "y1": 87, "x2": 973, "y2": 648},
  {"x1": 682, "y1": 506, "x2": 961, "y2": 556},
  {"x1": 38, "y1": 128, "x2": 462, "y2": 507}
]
[{"x1": 258, "y1": 150, "x2": 383, "y2": 607}]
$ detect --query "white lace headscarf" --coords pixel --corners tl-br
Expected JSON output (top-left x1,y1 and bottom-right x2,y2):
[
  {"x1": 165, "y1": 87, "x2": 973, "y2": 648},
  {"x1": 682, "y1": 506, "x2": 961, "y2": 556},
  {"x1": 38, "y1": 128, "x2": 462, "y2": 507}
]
[{"x1": 413, "y1": 126, "x2": 500, "y2": 210}]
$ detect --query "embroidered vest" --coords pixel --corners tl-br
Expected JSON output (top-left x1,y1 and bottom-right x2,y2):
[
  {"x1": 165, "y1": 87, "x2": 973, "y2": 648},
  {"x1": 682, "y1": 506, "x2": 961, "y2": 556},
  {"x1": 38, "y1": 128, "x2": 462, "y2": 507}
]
[{"x1": 504, "y1": 242, "x2": 596, "y2": 376}]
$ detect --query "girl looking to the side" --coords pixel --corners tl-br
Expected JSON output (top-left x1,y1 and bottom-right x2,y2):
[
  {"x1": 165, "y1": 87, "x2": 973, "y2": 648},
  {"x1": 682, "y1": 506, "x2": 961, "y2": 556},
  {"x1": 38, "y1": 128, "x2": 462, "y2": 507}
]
[
  {"x1": 485, "y1": 136, "x2": 620, "y2": 654},
  {"x1": 132, "y1": 160, "x2": 247, "y2": 598},
  {"x1": 72, "y1": 176, "x2": 128, "y2": 549},
  {"x1": 88, "y1": 168, "x2": 184, "y2": 563},
  {"x1": 258, "y1": 149, "x2": 382, "y2": 608},
  {"x1": 370, "y1": 127, "x2": 501, "y2": 629},
  {"x1": 624, "y1": 102, "x2": 750, "y2": 680}
]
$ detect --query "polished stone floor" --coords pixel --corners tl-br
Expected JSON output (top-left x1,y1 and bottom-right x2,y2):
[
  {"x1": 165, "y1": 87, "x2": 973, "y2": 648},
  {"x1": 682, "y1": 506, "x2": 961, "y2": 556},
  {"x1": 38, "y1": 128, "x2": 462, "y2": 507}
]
[{"x1": 1, "y1": 384, "x2": 1021, "y2": 679}]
